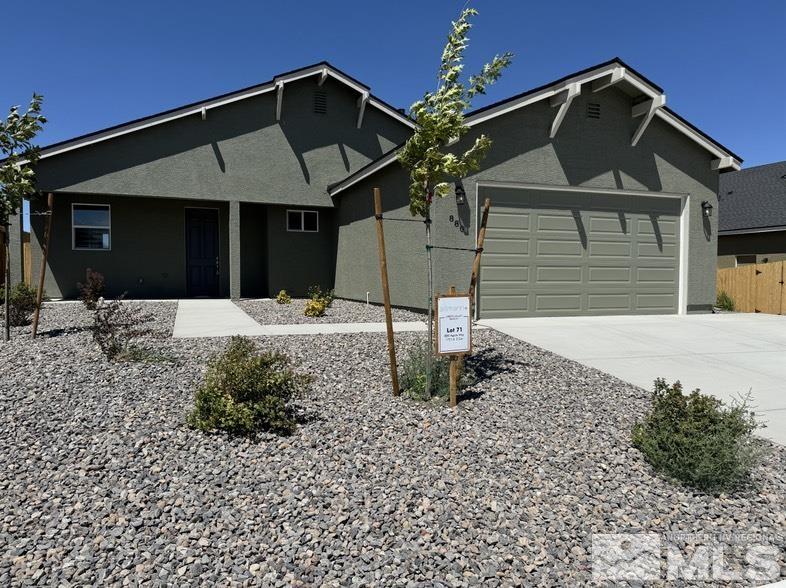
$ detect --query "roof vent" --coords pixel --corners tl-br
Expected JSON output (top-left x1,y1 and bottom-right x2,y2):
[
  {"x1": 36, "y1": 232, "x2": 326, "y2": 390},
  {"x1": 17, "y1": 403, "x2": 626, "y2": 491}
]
[
  {"x1": 313, "y1": 90, "x2": 327, "y2": 115},
  {"x1": 587, "y1": 103, "x2": 601, "y2": 119}
]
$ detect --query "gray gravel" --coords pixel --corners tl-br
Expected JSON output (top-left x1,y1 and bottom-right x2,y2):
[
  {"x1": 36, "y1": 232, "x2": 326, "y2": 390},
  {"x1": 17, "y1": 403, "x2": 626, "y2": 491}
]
[
  {"x1": 1, "y1": 303, "x2": 784, "y2": 586},
  {"x1": 236, "y1": 298, "x2": 424, "y2": 324}
]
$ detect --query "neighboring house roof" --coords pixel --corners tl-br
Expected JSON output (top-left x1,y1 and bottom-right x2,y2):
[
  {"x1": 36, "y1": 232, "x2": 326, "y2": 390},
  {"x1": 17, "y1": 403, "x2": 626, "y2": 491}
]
[
  {"x1": 328, "y1": 57, "x2": 743, "y2": 196},
  {"x1": 31, "y1": 62, "x2": 415, "y2": 162},
  {"x1": 718, "y1": 160, "x2": 786, "y2": 234}
]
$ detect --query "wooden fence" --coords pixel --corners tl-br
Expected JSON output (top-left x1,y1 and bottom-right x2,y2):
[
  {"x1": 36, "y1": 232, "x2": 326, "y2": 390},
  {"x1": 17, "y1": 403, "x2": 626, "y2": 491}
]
[
  {"x1": 0, "y1": 229, "x2": 32, "y2": 286},
  {"x1": 717, "y1": 261, "x2": 786, "y2": 314}
]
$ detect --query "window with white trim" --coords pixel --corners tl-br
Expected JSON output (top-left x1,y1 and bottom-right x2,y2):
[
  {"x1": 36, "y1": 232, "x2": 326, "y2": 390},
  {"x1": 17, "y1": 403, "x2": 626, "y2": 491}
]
[
  {"x1": 286, "y1": 209, "x2": 318, "y2": 232},
  {"x1": 73, "y1": 204, "x2": 111, "y2": 250}
]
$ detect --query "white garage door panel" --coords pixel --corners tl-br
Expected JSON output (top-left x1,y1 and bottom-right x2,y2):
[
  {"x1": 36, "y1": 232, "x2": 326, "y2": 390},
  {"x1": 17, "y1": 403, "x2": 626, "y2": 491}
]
[{"x1": 478, "y1": 186, "x2": 681, "y2": 318}]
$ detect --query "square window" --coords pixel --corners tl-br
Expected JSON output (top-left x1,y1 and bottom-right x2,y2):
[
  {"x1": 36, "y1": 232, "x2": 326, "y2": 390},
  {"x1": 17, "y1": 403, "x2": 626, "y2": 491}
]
[
  {"x1": 286, "y1": 210, "x2": 318, "y2": 233},
  {"x1": 73, "y1": 204, "x2": 111, "y2": 250}
]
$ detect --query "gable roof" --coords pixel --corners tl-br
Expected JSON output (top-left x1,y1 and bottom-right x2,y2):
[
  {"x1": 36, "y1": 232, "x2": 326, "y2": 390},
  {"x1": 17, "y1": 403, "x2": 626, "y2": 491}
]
[
  {"x1": 32, "y1": 61, "x2": 415, "y2": 161},
  {"x1": 719, "y1": 160, "x2": 786, "y2": 234},
  {"x1": 329, "y1": 57, "x2": 743, "y2": 196}
]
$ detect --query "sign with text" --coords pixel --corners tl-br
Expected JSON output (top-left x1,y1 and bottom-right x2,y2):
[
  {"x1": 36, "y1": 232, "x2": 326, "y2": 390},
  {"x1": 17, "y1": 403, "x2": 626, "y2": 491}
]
[{"x1": 436, "y1": 294, "x2": 471, "y2": 355}]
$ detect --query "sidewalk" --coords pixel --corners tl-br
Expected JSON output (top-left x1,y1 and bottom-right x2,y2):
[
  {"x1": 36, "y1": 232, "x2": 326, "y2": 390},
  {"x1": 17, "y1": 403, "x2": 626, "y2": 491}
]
[{"x1": 172, "y1": 299, "x2": 426, "y2": 338}]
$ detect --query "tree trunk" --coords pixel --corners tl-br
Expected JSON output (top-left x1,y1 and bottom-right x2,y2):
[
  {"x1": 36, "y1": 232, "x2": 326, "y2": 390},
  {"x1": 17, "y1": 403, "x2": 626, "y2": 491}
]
[{"x1": 3, "y1": 222, "x2": 10, "y2": 342}]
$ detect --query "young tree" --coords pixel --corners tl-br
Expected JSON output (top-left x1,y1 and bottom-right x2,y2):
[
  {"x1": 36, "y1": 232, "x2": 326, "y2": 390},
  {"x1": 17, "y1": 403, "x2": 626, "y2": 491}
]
[
  {"x1": 1, "y1": 94, "x2": 46, "y2": 341},
  {"x1": 398, "y1": 7, "x2": 511, "y2": 395}
]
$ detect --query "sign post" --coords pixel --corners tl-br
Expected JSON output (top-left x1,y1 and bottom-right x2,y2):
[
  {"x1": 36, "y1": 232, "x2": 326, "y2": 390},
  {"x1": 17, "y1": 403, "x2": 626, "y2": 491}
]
[{"x1": 436, "y1": 285, "x2": 471, "y2": 407}]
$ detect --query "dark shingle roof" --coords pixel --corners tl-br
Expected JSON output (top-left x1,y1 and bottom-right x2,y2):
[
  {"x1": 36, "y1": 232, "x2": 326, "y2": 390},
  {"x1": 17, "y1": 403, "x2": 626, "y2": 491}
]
[{"x1": 718, "y1": 160, "x2": 786, "y2": 233}]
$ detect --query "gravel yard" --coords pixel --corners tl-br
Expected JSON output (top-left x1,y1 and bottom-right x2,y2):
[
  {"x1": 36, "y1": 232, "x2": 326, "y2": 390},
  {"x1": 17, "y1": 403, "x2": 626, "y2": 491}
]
[
  {"x1": 236, "y1": 298, "x2": 424, "y2": 325},
  {"x1": 1, "y1": 302, "x2": 784, "y2": 586}
]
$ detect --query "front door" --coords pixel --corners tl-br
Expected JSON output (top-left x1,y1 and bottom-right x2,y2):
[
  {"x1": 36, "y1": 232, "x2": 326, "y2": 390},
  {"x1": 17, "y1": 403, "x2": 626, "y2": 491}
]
[{"x1": 185, "y1": 208, "x2": 219, "y2": 297}]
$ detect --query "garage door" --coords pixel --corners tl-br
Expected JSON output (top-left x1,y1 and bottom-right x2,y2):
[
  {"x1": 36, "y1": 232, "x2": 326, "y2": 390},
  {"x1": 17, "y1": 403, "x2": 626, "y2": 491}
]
[{"x1": 478, "y1": 186, "x2": 681, "y2": 318}]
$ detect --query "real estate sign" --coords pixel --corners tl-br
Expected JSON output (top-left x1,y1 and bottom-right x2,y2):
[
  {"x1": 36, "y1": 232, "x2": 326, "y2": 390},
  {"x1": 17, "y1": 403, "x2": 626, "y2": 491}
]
[{"x1": 436, "y1": 294, "x2": 471, "y2": 355}]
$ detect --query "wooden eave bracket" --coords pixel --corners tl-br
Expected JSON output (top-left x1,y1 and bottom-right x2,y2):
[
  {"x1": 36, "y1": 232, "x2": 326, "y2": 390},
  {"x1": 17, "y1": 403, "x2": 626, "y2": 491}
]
[
  {"x1": 631, "y1": 94, "x2": 666, "y2": 146},
  {"x1": 356, "y1": 91, "x2": 369, "y2": 129},
  {"x1": 549, "y1": 82, "x2": 581, "y2": 138},
  {"x1": 276, "y1": 81, "x2": 284, "y2": 121}
]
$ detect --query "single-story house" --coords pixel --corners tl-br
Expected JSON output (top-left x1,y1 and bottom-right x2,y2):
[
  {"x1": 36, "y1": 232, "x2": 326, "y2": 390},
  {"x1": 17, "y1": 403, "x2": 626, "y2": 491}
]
[
  {"x1": 717, "y1": 160, "x2": 786, "y2": 269},
  {"x1": 8, "y1": 58, "x2": 742, "y2": 317}
]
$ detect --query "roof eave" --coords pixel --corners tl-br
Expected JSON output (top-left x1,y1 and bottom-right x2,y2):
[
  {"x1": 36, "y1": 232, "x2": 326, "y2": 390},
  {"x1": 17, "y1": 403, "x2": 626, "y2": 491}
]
[{"x1": 32, "y1": 62, "x2": 414, "y2": 162}]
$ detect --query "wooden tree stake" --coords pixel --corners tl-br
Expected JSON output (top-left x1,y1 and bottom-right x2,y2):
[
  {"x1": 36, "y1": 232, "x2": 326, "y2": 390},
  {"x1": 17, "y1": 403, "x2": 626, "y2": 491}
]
[
  {"x1": 373, "y1": 188, "x2": 400, "y2": 396},
  {"x1": 32, "y1": 193, "x2": 54, "y2": 338},
  {"x1": 468, "y1": 197, "x2": 491, "y2": 319}
]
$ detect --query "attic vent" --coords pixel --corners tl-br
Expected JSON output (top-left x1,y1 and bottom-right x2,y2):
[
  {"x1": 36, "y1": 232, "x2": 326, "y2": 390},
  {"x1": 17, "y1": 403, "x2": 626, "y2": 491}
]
[
  {"x1": 587, "y1": 103, "x2": 601, "y2": 119},
  {"x1": 313, "y1": 90, "x2": 327, "y2": 114}
]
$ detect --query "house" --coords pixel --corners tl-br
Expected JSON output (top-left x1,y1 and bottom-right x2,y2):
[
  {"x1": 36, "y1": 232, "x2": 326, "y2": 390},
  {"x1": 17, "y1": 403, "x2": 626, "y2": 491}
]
[
  {"x1": 717, "y1": 160, "x2": 786, "y2": 269},
  {"x1": 8, "y1": 58, "x2": 742, "y2": 318}
]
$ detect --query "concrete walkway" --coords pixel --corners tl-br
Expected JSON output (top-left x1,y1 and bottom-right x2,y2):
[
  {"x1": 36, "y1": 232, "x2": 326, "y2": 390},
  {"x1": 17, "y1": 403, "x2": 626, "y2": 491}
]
[
  {"x1": 173, "y1": 299, "x2": 268, "y2": 337},
  {"x1": 172, "y1": 299, "x2": 426, "y2": 338},
  {"x1": 479, "y1": 313, "x2": 786, "y2": 446}
]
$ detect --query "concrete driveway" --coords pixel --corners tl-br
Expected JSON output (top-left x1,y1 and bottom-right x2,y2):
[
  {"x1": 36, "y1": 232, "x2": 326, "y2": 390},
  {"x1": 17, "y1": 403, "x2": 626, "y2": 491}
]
[{"x1": 479, "y1": 313, "x2": 786, "y2": 445}]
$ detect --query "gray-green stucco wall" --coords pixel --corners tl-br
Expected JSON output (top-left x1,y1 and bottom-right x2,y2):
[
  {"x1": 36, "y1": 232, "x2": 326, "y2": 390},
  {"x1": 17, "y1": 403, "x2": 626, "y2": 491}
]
[
  {"x1": 25, "y1": 73, "x2": 411, "y2": 299},
  {"x1": 29, "y1": 194, "x2": 231, "y2": 299},
  {"x1": 334, "y1": 86, "x2": 720, "y2": 312},
  {"x1": 33, "y1": 76, "x2": 411, "y2": 207},
  {"x1": 265, "y1": 205, "x2": 337, "y2": 298}
]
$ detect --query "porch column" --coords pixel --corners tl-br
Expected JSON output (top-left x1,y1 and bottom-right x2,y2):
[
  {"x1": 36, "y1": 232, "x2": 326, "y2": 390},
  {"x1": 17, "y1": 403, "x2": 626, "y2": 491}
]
[
  {"x1": 229, "y1": 200, "x2": 241, "y2": 299},
  {"x1": 8, "y1": 207, "x2": 25, "y2": 286}
]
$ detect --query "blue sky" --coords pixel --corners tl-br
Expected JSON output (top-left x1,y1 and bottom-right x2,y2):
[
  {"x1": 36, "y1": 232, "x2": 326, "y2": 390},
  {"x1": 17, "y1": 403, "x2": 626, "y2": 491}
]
[{"x1": 4, "y1": 0, "x2": 785, "y2": 171}]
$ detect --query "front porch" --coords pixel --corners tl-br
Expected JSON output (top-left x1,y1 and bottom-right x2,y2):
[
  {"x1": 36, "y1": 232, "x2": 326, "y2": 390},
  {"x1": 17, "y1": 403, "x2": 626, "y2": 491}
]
[{"x1": 18, "y1": 194, "x2": 335, "y2": 300}]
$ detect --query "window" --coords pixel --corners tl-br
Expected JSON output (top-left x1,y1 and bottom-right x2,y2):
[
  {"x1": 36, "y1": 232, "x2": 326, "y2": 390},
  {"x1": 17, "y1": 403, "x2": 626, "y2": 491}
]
[
  {"x1": 73, "y1": 204, "x2": 111, "y2": 250},
  {"x1": 286, "y1": 210, "x2": 318, "y2": 233},
  {"x1": 735, "y1": 255, "x2": 756, "y2": 266}
]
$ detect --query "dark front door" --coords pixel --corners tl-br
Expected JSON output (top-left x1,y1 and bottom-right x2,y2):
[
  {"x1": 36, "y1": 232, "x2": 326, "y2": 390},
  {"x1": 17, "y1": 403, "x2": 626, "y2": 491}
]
[{"x1": 185, "y1": 208, "x2": 220, "y2": 297}]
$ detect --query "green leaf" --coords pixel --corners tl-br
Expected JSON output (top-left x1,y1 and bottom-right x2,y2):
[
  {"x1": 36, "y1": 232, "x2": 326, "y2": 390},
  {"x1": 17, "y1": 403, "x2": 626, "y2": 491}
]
[{"x1": 397, "y1": 8, "x2": 512, "y2": 217}]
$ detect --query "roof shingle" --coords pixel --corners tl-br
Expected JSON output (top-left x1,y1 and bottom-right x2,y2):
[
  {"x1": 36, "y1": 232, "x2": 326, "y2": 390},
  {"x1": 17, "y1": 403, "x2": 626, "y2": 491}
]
[{"x1": 718, "y1": 161, "x2": 786, "y2": 233}]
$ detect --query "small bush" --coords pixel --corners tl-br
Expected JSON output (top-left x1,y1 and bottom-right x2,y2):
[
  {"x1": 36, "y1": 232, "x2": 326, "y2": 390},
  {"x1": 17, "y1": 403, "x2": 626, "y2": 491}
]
[
  {"x1": 400, "y1": 341, "x2": 471, "y2": 401},
  {"x1": 307, "y1": 284, "x2": 334, "y2": 308},
  {"x1": 187, "y1": 336, "x2": 311, "y2": 437},
  {"x1": 276, "y1": 289, "x2": 291, "y2": 304},
  {"x1": 0, "y1": 282, "x2": 39, "y2": 326},
  {"x1": 77, "y1": 268, "x2": 106, "y2": 310},
  {"x1": 304, "y1": 298, "x2": 327, "y2": 317},
  {"x1": 92, "y1": 296, "x2": 153, "y2": 359},
  {"x1": 632, "y1": 379, "x2": 766, "y2": 493},
  {"x1": 716, "y1": 290, "x2": 735, "y2": 311}
]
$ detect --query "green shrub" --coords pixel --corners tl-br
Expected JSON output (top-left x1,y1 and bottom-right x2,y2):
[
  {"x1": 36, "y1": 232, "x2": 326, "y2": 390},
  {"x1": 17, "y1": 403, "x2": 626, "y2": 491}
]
[
  {"x1": 187, "y1": 336, "x2": 311, "y2": 437},
  {"x1": 77, "y1": 268, "x2": 105, "y2": 310},
  {"x1": 632, "y1": 379, "x2": 766, "y2": 493},
  {"x1": 304, "y1": 298, "x2": 327, "y2": 317},
  {"x1": 92, "y1": 297, "x2": 153, "y2": 359},
  {"x1": 307, "y1": 284, "x2": 334, "y2": 307},
  {"x1": 0, "y1": 282, "x2": 39, "y2": 326},
  {"x1": 276, "y1": 289, "x2": 291, "y2": 304},
  {"x1": 716, "y1": 290, "x2": 735, "y2": 311},
  {"x1": 400, "y1": 341, "x2": 471, "y2": 401}
]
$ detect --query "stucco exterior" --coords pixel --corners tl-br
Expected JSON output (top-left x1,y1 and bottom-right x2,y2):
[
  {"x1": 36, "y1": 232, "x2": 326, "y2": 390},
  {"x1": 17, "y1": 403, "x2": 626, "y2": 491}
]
[
  {"x1": 33, "y1": 76, "x2": 410, "y2": 207},
  {"x1": 10, "y1": 59, "x2": 735, "y2": 312},
  {"x1": 18, "y1": 71, "x2": 411, "y2": 298},
  {"x1": 334, "y1": 85, "x2": 720, "y2": 313}
]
